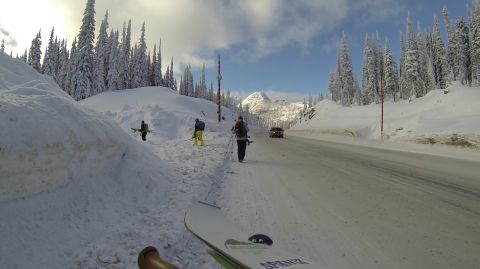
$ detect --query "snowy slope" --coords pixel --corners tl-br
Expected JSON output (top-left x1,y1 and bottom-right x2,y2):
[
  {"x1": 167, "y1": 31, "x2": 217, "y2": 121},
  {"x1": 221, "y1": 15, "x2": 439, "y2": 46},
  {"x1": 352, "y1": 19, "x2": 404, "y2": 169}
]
[
  {"x1": 0, "y1": 52, "x2": 233, "y2": 269},
  {"x1": 290, "y1": 83, "x2": 480, "y2": 149},
  {"x1": 242, "y1": 91, "x2": 303, "y2": 126}
]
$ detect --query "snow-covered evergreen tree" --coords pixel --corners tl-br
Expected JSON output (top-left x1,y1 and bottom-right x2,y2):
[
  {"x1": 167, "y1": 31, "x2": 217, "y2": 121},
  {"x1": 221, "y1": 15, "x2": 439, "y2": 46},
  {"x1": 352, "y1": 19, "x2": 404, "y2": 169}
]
[
  {"x1": 57, "y1": 39, "x2": 70, "y2": 90},
  {"x1": 362, "y1": 34, "x2": 376, "y2": 104},
  {"x1": 470, "y1": 4, "x2": 480, "y2": 85},
  {"x1": 0, "y1": 39, "x2": 4, "y2": 53},
  {"x1": 107, "y1": 30, "x2": 119, "y2": 90},
  {"x1": 400, "y1": 13, "x2": 423, "y2": 99},
  {"x1": 93, "y1": 11, "x2": 109, "y2": 94},
  {"x1": 209, "y1": 81, "x2": 214, "y2": 101},
  {"x1": 67, "y1": 38, "x2": 78, "y2": 96},
  {"x1": 417, "y1": 23, "x2": 433, "y2": 96},
  {"x1": 453, "y1": 17, "x2": 471, "y2": 84},
  {"x1": 383, "y1": 39, "x2": 399, "y2": 101},
  {"x1": 399, "y1": 31, "x2": 406, "y2": 79},
  {"x1": 42, "y1": 27, "x2": 56, "y2": 76},
  {"x1": 71, "y1": 0, "x2": 96, "y2": 100},
  {"x1": 443, "y1": 6, "x2": 456, "y2": 80},
  {"x1": 169, "y1": 58, "x2": 174, "y2": 90},
  {"x1": 28, "y1": 30, "x2": 42, "y2": 72},
  {"x1": 154, "y1": 40, "x2": 163, "y2": 86},
  {"x1": 432, "y1": 14, "x2": 448, "y2": 89},
  {"x1": 131, "y1": 22, "x2": 148, "y2": 88},
  {"x1": 117, "y1": 20, "x2": 131, "y2": 90},
  {"x1": 353, "y1": 75, "x2": 361, "y2": 105},
  {"x1": 338, "y1": 33, "x2": 355, "y2": 105},
  {"x1": 20, "y1": 49, "x2": 28, "y2": 62},
  {"x1": 199, "y1": 63, "x2": 207, "y2": 99}
]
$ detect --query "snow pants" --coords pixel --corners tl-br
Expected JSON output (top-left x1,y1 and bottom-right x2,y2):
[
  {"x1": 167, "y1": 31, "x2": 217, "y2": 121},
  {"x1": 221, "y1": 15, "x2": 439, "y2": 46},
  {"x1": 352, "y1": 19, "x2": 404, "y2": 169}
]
[
  {"x1": 237, "y1": 139, "x2": 247, "y2": 161},
  {"x1": 194, "y1": 131, "x2": 205, "y2": 146},
  {"x1": 141, "y1": 132, "x2": 147, "y2": 141}
]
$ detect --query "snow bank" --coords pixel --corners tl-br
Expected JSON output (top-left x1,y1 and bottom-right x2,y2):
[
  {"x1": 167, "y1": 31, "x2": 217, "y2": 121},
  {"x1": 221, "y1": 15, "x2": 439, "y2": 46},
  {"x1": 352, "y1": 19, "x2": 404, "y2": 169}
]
[
  {"x1": 0, "y1": 53, "x2": 128, "y2": 201},
  {"x1": 81, "y1": 86, "x2": 233, "y2": 141},
  {"x1": 290, "y1": 83, "x2": 480, "y2": 149}
]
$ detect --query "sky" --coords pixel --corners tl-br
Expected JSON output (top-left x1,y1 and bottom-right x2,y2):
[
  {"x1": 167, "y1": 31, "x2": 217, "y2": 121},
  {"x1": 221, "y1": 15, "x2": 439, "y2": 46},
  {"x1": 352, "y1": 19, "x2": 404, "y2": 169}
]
[{"x1": 0, "y1": 0, "x2": 472, "y2": 102}]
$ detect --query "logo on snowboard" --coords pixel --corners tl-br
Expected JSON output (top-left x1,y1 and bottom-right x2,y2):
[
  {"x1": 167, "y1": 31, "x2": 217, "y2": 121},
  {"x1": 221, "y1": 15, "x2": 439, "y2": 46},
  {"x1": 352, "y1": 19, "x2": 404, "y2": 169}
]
[{"x1": 259, "y1": 258, "x2": 310, "y2": 269}]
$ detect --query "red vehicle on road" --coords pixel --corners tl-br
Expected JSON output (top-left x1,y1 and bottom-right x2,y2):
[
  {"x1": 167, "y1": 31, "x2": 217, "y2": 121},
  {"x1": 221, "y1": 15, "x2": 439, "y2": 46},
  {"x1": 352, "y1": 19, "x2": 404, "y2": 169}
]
[{"x1": 269, "y1": 127, "x2": 284, "y2": 138}]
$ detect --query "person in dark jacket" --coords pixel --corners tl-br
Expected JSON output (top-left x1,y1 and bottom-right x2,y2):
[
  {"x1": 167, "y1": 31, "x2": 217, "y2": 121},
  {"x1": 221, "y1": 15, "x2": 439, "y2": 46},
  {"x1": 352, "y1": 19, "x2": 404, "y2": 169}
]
[
  {"x1": 140, "y1": 120, "x2": 149, "y2": 141},
  {"x1": 232, "y1": 116, "x2": 249, "y2": 162},
  {"x1": 193, "y1": 118, "x2": 205, "y2": 146}
]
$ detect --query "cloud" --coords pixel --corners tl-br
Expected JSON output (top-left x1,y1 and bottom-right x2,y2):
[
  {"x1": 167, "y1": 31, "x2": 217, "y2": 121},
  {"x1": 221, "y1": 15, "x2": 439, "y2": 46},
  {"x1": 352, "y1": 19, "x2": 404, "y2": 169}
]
[
  {"x1": 0, "y1": 25, "x2": 18, "y2": 47},
  {"x1": 5, "y1": 0, "x2": 403, "y2": 73}
]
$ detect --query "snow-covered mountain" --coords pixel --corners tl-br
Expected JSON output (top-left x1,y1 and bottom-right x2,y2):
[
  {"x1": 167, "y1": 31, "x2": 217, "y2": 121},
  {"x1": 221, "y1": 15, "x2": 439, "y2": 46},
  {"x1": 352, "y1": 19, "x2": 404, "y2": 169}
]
[{"x1": 241, "y1": 91, "x2": 303, "y2": 128}]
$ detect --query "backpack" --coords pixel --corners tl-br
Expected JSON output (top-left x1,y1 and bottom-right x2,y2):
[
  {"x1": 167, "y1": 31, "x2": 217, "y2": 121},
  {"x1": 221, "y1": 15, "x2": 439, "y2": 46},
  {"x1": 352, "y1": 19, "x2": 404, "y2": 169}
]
[
  {"x1": 235, "y1": 121, "x2": 247, "y2": 137},
  {"x1": 198, "y1": 121, "x2": 205, "y2": 131}
]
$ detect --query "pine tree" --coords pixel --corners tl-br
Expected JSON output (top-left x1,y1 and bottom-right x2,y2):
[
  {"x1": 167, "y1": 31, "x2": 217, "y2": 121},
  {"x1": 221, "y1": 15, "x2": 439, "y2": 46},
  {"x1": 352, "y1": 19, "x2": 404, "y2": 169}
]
[
  {"x1": 338, "y1": 33, "x2": 355, "y2": 105},
  {"x1": 362, "y1": 34, "x2": 376, "y2": 104},
  {"x1": 150, "y1": 45, "x2": 156, "y2": 86},
  {"x1": 470, "y1": 4, "x2": 480, "y2": 85},
  {"x1": 28, "y1": 30, "x2": 42, "y2": 72},
  {"x1": 200, "y1": 63, "x2": 207, "y2": 99},
  {"x1": 169, "y1": 58, "x2": 174, "y2": 90},
  {"x1": 432, "y1": 14, "x2": 448, "y2": 89},
  {"x1": 71, "y1": 0, "x2": 96, "y2": 100},
  {"x1": 57, "y1": 39, "x2": 70, "y2": 90},
  {"x1": 0, "y1": 39, "x2": 4, "y2": 53},
  {"x1": 443, "y1": 6, "x2": 456, "y2": 80},
  {"x1": 67, "y1": 38, "x2": 78, "y2": 96},
  {"x1": 131, "y1": 22, "x2": 147, "y2": 88},
  {"x1": 209, "y1": 81, "x2": 214, "y2": 101},
  {"x1": 117, "y1": 20, "x2": 131, "y2": 90},
  {"x1": 154, "y1": 40, "x2": 163, "y2": 86},
  {"x1": 453, "y1": 17, "x2": 471, "y2": 84},
  {"x1": 42, "y1": 27, "x2": 56, "y2": 76},
  {"x1": 399, "y1": 31, "x2": 406, "y2": 79},
  {"x1": 383, "y1": 39, "x2": 399, "y2": 101},
  {"x1": 164, "y1": 66, "x2": 171, "y2": 90},
  {"x1": 21, "y1": 49, "x2": 28, "y2": 62},
  {"x1": 107, "y1": 30, "x2": 119, "y2": 90},
  {"x1": 417, "y1": 22, "x2": 433, "y2": 96},
  {"x1": 400, "y1": 13, "x2": 423, "y2": 99},
  {"x1": 93, "y1": 11, "x2": 109, "y2": 94}
]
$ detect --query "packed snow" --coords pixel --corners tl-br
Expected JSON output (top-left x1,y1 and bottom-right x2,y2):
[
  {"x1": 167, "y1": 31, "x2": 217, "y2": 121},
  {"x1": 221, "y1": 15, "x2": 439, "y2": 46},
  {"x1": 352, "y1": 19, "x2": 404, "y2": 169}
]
[{"x1": 0, "y1": 52, "x2": 235, "y2": 269}]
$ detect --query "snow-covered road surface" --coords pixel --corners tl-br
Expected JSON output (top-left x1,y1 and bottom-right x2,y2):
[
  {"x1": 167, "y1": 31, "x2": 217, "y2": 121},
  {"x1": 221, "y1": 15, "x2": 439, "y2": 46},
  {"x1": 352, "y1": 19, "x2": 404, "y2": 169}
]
[{"x1": 220, "y1": 133, "x2": 480, "y2": 269}]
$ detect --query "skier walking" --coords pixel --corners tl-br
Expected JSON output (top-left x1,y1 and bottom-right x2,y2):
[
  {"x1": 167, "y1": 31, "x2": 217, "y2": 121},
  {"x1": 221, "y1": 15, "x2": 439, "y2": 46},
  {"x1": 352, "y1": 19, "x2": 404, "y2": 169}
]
[
  {"x1": 140, "y1": 120, "x2": 149, "y2": 141},
  {"x1": 193, "y1": 118, "x2": 205, "y2": 146},
  {"x1": 232, "y1": 116, "x2": 249, "y2": 162}
]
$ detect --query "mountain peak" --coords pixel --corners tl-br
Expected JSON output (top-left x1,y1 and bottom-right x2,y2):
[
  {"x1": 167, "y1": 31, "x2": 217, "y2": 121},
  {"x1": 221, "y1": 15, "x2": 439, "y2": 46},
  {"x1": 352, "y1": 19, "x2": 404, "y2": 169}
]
[{"x1": 244, "y1": 91, "x2": 271, "y2": 103}]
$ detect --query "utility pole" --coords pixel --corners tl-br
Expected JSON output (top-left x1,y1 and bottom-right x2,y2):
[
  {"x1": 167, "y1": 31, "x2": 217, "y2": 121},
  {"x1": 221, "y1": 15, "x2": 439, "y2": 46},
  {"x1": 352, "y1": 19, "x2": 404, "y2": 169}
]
[
  {"x1": 380, "y1": 73, "x2": 384, "y2": 140},
  {"x1": 217, "y1": 55, "x2": 222, "y2": 122}
]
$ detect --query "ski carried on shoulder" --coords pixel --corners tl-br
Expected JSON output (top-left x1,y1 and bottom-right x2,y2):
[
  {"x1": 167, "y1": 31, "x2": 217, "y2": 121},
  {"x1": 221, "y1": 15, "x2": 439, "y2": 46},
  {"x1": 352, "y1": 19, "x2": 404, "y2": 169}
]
[
  {"x1": 184, "y1": 201, "x2": 320, "y2": 269},
  {"x1": 131, "y1": 128, "x2": 154, "y2": 133}
]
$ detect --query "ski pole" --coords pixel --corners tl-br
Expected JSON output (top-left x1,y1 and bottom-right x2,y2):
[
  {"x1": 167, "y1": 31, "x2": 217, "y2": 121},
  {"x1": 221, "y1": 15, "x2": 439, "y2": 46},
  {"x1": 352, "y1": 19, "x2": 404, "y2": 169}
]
[{"x1": 138, "y1": 246, "x2": 178, "y2": 269}]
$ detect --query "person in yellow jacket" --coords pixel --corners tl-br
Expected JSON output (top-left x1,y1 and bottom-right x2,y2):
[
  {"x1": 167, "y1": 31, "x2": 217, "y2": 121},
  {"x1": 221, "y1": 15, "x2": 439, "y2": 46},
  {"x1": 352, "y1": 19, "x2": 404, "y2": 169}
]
[{"x1": 193, "y1": 118, "x2": 205, "y2": 146}]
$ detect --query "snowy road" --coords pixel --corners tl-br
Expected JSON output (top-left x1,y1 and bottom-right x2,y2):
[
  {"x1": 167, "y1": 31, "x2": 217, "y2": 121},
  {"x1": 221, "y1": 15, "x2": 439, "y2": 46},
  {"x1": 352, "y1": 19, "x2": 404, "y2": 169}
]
[{"x1": 220, "y1": 133, "x2": 480, "y2": 269}]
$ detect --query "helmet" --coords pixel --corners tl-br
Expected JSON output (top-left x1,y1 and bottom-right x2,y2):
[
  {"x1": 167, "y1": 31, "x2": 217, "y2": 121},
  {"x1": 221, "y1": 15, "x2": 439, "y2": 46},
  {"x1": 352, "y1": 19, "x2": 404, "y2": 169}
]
[{"x1": 195, "y1": 118, "x2": 199, "y2": 122}]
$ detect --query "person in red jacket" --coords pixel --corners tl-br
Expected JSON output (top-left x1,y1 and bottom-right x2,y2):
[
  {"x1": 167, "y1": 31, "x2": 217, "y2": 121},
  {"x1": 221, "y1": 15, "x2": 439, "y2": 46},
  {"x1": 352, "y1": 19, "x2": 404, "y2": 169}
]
[{"x1": 232, "y1": 116, "x2": 249, "y2": 162}]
